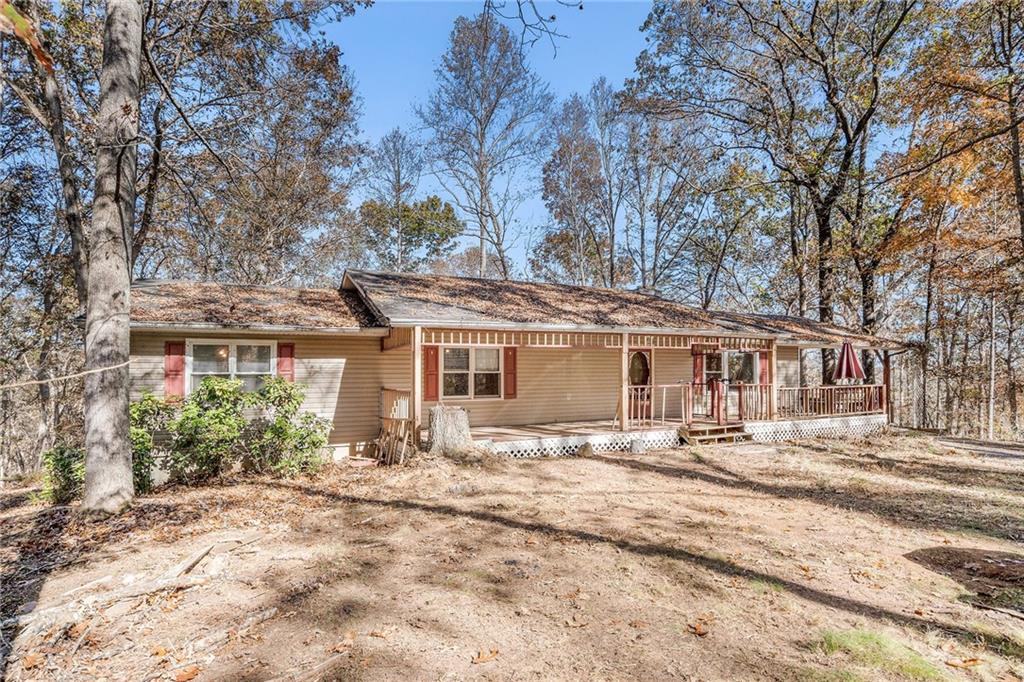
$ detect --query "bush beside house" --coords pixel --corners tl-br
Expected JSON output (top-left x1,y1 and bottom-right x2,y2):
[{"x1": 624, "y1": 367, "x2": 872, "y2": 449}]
[{"x1": 38, "y1": 377, "x2": 330, "y2": 504}]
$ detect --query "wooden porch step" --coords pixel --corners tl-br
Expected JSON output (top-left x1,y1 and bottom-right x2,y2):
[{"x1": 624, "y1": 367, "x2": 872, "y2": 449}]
[
  {"x1": 680, "y1": 423, "x2": 745, "y2": 436},
  {"x1": 679, "y1": 422, "x2": 752, "y2": 446},
  {"x1": 684, "y1": 432, "x2": 752, "y2": 445}
]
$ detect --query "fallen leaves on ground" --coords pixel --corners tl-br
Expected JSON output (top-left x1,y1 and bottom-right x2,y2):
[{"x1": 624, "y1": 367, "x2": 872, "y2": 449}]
[
  {"x1": 22, "y1": 653, "x2": 44, "y2": 669},
  {"x1": 175, "y1": 664, "x2": 201, "y2": 681},
  {"x1": 150, "y1": 645, "x2": 168, "y2": 657},
  {"x1": 688, "y1": 612, "x2": 715, "y2": 637},
  {"x1": 329, "y1": 630, "x2": 357, "y2": 653},
  {"x1": 472, "y1": 649, "x2": 499, "y2": 664},
  {"x1": 946, "y1": 658, "x2": 983, "y2": 669}
]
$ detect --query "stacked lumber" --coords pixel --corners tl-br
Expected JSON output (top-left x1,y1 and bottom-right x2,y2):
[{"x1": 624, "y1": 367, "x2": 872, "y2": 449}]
[{"x1": 375, "y1": 418, "x2": 411, "y2": 465}]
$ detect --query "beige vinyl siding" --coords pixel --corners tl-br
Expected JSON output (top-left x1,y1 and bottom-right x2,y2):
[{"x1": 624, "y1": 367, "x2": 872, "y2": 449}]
[
  {"x1": 130, "y1": 332, "x2": 410, "y2": 457},
  {"x1": 650, "y1": 349, "x2": 692, "y2": 418},
  {"x1": 424, "y1": 346, "x2": 620, "y2": 427},
  {"x1": 777, "y1": 345, "x2": 801, "y2": 387}
]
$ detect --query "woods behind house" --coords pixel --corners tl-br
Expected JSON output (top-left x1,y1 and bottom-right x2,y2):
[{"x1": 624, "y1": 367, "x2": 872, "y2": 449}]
[{"x1": 3, "y1": 1, "x2": 1024, "y2": 483}]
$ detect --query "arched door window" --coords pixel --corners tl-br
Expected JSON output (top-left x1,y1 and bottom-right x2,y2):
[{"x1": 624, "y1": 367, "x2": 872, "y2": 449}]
[{"x1": 629, "y1": 351, "x2": 651, "y2": 386}]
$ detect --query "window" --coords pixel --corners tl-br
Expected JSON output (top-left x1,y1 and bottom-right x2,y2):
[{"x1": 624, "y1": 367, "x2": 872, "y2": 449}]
[
  {"x1": 442, "y1": 347, "x2": 501, "y2": 399},
  {"x1": 728, "y1": 352, "x2": 756, "y2": 383},
  {"x1": 703, "y1": 353, "x2": 723, "y2": 384},
  {"x1": 704, "y1": 351, "x2": 759, "y2": 384},
  {"x1": 187, "y1": 340, "x2": 276, "y2": 393}
]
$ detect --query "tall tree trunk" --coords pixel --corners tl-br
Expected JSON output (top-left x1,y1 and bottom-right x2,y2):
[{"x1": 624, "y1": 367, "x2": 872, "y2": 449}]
[
  {"x1": 988, "y1": 291, "x2": 997, "y2": 439},
  {"x1": 1005, "y1": 298, "x2": 1019, "y2": 434},
  {"x1": 788, "y1": 187, "x2": 808, "y2": 385},
  {"x1": 82, "y1": 0, "x2": 142, "y2": 515},
  {"x1": 814, "y1": 202, "x2": 836, "y2": 384},
  {"x1": 1004, "y1": 22, "x2": 1024, "y2": 245},
  {"x1": 921, "y1": 214, "x2": 941, "y2": 428},
  {"x1": 860, "y1": 264, "x2": 878, "y2": 383}
]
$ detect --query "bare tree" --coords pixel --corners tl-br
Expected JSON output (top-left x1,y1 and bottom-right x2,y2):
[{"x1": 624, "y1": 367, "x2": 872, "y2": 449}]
[
  {"x1": 364, "y1": 128, "x2": 425, "y2": 271},
  {"x1": 589, "y1": 77, "x2": 628, "y2": 287},
  {"x1": 419, "y1": 13, "x2": 552, "y2": 279},
  {"x1": 630, "y1": 0, "x2": 919, "y2": 381}
]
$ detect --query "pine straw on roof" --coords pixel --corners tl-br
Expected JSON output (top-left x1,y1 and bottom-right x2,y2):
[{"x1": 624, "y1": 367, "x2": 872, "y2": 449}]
[
  {"x1": 347, "y1": 270, "x2": 905, "y2": 347},
  {"x1": 709, "y1": 310, "x2": 905, "y2": 348},
  {"x1": 347, "y1": 270, "x2": 725, "y2": 330},
  {"x1": 131, "y1": 280, "x2": 380, "y2": 330}
]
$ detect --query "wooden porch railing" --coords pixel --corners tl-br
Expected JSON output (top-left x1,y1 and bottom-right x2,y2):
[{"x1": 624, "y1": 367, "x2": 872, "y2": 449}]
[
  {"x1": 776, "y1": 384, "x2": 886, "y2": 419},
  {"x1": 626, "y1": 382, "x2": 772, "y2": 427},
  {"x1": 733, "y1": 382, "x2": 772, "y2": 421},
  {"x1": 627, "y1": 384, "x2": 692, "y2": 428},
  {"x1": 624, "y1": 382, "x2": 883, "y2": 429}
]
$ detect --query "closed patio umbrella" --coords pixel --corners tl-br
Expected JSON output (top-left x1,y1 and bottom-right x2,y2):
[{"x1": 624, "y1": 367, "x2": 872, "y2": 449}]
[{"x1": 832, "y1": 340, "x2": 866, "y2": 383}]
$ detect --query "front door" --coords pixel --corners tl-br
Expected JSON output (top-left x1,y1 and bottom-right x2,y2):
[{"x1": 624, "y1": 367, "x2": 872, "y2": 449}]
[{"x1": 629, "y1": 351, "x2": 652, "y2": 420}]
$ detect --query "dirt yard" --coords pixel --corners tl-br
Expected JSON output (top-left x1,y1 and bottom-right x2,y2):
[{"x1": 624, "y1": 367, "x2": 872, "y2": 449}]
[{"x1": 3, "y1": 432, "x2": 1024, "y2": 681}]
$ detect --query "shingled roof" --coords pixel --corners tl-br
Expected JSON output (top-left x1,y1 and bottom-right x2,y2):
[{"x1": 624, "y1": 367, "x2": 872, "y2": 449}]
[
  {"x1": 130, "y1": 272, "x2": 905, "y2": 348},
  {"x1": 344, "y1": 270, "x2": 727, "y2": 333},
  {"x1": 343, "y1": 270, "x2": 904, "y2": 348},
  {"x1": 707, "y1": 310, "x2": 904, "y2": 348},
  {"x1": 131, "y1": 280, "x2": 380, "y2": 331}
]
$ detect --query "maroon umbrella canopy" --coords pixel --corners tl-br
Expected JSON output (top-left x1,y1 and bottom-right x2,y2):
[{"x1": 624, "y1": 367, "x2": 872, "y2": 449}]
[{"x1": 832, "y1": 340, "x2": 866, "y2": 382}]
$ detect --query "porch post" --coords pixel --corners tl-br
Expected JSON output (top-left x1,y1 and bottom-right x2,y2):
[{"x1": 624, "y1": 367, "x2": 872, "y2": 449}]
[
  {"x1": 882, "y1": 349, "x2": 893, "y2": 424},
  {"x1": 769, "y1": 341, "x2": 777, "y2": 420},
  {"x1": 411, "y1": 325, "x2": 423, "y2": 445},
  {"x1": 620, "y1": 331, "x2": 629, "y2": 432}
]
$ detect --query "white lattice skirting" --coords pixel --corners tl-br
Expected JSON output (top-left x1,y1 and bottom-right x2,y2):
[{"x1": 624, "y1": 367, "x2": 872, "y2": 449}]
[
  {"x1": 744, "y1": 414, "x2": 888, "y2": 443},
  {"x1": 480, "y1": 428, "x2": 680, "y2": 459}
]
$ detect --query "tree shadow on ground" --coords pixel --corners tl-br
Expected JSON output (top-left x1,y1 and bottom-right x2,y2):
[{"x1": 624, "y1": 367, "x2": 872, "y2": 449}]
[
  {"x1": 0, "y1": 502, "x2": 70, "y2": 677},
  {"x1": 269, "y1": 480, "x2": 1024, "y2": 660},
  {"x1": 935, "y1": 437, "x2": 1024, "y2": 460},
  {"x1": 592, "y1": 453, "x2": 1024, "y2": 543},
  {"x1": 0, "y1": 490, "x2": 207, "y2": 677},
  {"x1": 906, "y1": 546, "x2": 1024, "y2": 610},
  {"x1": 823, "y1": 449, "x2": 1024, "y2": 495}
]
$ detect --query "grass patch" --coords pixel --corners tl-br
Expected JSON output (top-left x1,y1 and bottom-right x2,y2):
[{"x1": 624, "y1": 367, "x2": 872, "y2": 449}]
[
  {"x1": 989, "y1": 589, "x2": 1024, "y2": 610},
  {"x1": 816, "y1": 629, "x2": 944, "y2": 681},
  {"x1": 797, "y1": 667, "x2": 865, "y2": 682},
  {"x1": 749, "y1": 578, "x2": 786, "y2": 594},
  {"x1": 966, "y1": 622, "x2": 1024, "y2": 660}
]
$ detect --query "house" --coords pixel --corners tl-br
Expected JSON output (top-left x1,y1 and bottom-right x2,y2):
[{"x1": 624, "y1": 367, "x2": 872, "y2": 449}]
[{"x1": 129, "y1": 270, "x2": 906, "y2": 458}]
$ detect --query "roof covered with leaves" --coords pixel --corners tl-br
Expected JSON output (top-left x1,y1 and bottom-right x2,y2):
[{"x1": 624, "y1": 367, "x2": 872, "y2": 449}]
[
  {"x1": 130, "y1": 273, "x2": 904, "y2": 348},
  {"x1": 131, "y1": 280, "x2": 380, "y2": 331},
  {"x1": 344, "y1": 270, "x2": 904, "y2": 348},
  {"x1": 344, "y1": 270, "x2": 726, "y2": 331}
]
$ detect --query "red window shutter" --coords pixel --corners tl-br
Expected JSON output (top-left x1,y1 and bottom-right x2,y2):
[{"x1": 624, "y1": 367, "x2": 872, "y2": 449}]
[
  {"x1": 164, "y1": 341, "x2": 185, "y2": 398},
  {"x1": 503, "y1": 346, "x2": 517, "y2": 399},
  {"x1": 278, "y1": 343, "x2": 295, "y2": 381},
  {"x1": 423, "y1": 345, "x2": 439, "y2": 401},
  {"x1": 758, "y1": 350, "x2": 769, "y2": 385}
]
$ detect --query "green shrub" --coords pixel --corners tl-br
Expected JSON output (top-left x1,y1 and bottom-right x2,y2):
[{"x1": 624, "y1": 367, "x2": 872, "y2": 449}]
[
  {"x1": 130, "y1": 393, "x2": 173, "y2": 494},
  {"x1": 242, "y1": 377, "x2": 330, "y2": 477},
  {"x1": 39, "y1": 443, "x2": 85, "y2": 504},
  {"x1": 166, "y1": 377, "x2": 248, "y2": 484}
]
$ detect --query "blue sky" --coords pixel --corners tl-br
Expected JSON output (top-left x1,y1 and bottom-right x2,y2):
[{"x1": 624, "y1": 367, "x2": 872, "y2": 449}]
[{"x1": 326, "y1": 1, "x2": 652, "y2": 270}]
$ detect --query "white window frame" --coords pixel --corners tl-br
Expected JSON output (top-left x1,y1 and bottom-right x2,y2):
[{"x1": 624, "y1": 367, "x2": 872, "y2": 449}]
[
  {"x1": 705, "y1": 351, "x2": 760, "y2": 385},
  {"x1": 185, "y1": 338, "x2": 277, "y2": 394},
  {"x1": 440, "y1": 346, "x2": 503, "y2": 400}
]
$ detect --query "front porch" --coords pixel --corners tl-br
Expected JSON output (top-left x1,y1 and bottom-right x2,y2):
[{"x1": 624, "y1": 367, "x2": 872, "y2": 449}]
[
  {"x1": 375, "y1": 324, "x2": 895, "y2": 460},
  {"x1": 380, "y1": 384, "x2": 890, "y2": 459}
]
